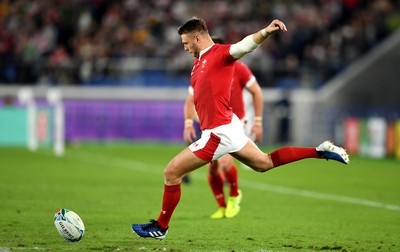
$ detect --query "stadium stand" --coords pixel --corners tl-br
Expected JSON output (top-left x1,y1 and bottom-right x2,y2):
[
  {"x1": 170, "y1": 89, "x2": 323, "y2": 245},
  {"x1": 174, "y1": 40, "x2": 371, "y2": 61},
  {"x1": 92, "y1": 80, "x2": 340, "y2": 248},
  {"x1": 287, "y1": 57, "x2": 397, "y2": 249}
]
[
  {"x1": 0, "y1": 0, "x2": 399, "y2": 88},
  {"x1": 1, "y1": 1, "x2": 400, "y2": 158}
]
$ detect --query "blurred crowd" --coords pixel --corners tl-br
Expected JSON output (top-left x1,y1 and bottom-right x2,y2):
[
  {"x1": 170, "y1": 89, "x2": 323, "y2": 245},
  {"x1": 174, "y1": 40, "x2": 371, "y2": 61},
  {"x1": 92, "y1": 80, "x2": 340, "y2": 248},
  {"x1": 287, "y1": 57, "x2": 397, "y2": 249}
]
[{"x1": 0, "y1": 0, "x2": 399, "y2": 88}]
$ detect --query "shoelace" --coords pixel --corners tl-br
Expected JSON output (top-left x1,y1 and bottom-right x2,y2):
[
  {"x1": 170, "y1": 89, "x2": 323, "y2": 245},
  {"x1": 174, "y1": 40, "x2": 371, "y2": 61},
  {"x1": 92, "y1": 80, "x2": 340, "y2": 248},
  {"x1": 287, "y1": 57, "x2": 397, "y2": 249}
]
[{"x1": 143, "y1": 219, "x2": 160, "y2": 231}]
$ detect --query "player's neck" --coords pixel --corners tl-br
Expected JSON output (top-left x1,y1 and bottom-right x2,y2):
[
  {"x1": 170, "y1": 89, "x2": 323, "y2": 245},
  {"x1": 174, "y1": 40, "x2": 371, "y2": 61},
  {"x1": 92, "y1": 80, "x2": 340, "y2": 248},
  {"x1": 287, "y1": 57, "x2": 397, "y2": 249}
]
[{"x1": 199, "y1": 42, "x2": 214, "y2": 59}]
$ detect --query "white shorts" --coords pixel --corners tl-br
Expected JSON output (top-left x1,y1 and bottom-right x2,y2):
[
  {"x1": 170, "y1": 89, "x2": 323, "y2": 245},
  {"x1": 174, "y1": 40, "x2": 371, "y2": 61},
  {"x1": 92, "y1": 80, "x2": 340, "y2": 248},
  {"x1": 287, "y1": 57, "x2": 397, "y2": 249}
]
[{"x1": 189, "y1": 114, "x2": 249, "y2": 162}]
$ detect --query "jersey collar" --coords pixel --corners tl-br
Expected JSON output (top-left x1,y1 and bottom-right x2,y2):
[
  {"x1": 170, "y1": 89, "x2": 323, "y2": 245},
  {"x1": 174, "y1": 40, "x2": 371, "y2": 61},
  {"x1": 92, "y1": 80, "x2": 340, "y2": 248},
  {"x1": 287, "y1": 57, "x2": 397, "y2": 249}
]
[{"x1": 199, "y1": 43, "x2": 215, "y2": 59}]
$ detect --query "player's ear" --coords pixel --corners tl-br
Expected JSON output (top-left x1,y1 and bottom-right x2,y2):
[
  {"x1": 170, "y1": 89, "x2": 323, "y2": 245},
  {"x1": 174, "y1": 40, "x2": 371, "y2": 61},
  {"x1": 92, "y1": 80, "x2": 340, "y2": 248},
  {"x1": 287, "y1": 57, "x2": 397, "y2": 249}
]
[{"x1": 193, "y1": 32, "x2": 201, "y2": 43}]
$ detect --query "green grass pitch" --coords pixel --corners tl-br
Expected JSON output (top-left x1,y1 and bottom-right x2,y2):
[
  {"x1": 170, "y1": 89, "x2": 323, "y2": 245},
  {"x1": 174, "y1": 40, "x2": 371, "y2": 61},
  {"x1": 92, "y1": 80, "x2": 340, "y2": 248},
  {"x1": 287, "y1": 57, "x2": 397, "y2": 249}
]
[{"x1": 0, "y1": 143, "x2": 399, "y2": 251}]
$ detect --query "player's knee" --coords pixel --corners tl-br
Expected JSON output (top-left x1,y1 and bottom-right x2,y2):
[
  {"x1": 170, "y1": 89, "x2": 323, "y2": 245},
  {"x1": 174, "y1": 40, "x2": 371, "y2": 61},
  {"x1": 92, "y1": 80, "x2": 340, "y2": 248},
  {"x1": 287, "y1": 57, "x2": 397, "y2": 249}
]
[
  {"x1": 163, "y1": 164, "x2": 180, "y2": 183},
  {"x1": 250, "y1": 157, "x2": 274, "y2": 173},
  {"x1": 219, "y1": 161, "x2": 231, "y2": 171},
  {"x1": 163, "y1": 168, "x2": 173, "y2": 180}
]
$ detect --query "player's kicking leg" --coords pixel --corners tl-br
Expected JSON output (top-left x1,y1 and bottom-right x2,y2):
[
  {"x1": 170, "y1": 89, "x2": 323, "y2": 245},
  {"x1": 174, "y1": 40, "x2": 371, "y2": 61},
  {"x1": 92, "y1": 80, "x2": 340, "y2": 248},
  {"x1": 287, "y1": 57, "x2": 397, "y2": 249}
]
[{"x1": 232, "y1": 140, "x2": 349, "y2": 173}]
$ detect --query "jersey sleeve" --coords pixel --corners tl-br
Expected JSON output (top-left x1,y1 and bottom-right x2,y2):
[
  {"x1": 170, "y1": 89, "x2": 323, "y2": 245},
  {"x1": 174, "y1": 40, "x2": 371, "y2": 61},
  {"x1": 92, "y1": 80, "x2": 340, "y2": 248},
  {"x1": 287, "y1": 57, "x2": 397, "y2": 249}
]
[
  {"x1": 235, "y1": 61, "x2": 255, "y2": 88},
  {"x1": 220, "y1": 44, "x2": 237, "y2": 64}
]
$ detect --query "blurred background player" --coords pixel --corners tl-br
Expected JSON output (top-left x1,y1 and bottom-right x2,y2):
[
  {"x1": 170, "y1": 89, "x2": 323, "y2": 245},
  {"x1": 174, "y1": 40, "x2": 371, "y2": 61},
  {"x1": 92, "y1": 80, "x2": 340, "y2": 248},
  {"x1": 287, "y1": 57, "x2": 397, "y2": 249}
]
[{"x1": 183, "y1": 36, "x2": 264, "y2": 219}]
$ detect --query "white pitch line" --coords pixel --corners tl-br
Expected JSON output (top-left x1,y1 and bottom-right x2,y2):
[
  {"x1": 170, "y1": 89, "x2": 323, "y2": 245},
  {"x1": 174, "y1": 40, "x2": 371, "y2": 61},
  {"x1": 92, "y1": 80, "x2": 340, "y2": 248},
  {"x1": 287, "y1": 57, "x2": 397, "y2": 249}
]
[
  {"x1": 0, "y1": 247, "x2": 46, "y2": 251},
  {"x1": 60, "y1": 149, "x2": 161, "y2": 173},
  {"x1": 239, "y1": 179, "x2": 400, "y2": 211},
  {"x1": 46, "y1": 150, "x2": 400, "y2": 212}
]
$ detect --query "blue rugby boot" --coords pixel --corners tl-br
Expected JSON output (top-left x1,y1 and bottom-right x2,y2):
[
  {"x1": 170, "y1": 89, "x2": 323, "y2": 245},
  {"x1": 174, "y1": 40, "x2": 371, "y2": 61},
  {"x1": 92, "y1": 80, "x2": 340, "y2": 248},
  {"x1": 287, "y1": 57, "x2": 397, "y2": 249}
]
[{"x1": 131, "y1": 219, "x2": 168, "y2": 239}]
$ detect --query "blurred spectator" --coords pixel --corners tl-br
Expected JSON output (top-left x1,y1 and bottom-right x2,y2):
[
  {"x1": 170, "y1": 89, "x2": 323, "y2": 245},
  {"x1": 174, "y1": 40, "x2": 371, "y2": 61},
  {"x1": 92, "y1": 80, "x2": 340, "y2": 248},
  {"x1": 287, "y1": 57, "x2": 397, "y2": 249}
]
[{"x1": 0, "y1": 0, "x2": 399, "y2": 88}]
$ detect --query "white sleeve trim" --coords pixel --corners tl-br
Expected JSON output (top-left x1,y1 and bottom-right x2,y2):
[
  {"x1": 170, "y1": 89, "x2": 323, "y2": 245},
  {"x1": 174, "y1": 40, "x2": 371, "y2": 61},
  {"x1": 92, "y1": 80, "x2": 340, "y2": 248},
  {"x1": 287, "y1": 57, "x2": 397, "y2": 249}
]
[
  {"x1": 188, "y1": 86, "x2": 194, "y2": 96},
  {"x1": 230, "y1": 35, "x2": 260, "y2": 59},
  {"x1": 245, "y1": 76, "x2": 256, "y2": 88}
]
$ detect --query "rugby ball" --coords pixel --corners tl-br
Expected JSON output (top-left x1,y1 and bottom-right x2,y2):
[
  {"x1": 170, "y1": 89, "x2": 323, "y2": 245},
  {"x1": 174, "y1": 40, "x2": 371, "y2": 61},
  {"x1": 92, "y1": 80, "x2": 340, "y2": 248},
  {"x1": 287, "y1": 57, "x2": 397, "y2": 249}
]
[{"x1": 54, "y1": 208, "x2": 85, "y2": 242}]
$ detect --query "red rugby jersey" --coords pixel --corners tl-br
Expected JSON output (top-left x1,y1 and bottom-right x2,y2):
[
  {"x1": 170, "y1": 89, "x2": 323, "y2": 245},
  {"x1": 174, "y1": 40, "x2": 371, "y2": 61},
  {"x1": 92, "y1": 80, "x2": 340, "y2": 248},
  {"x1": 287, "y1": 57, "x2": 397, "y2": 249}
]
[
  {"x1": 230, "y1": 61, "x2": 254, "y2": 120},
  {"x1": 190, "y1": 44, "x2": 237, "y2": 130}
]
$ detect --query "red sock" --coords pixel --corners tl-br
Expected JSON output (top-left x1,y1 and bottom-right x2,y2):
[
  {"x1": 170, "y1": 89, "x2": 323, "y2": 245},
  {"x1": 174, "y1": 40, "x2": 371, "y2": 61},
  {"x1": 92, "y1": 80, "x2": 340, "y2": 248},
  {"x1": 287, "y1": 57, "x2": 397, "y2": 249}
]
[
  {"x1": 270, "y1": 147, "x2": 320, "y2": 167},
  {"x1": 208, "y1": 173, "x2": 226, "y2": 208},
  {"x1": 223, "y1": 164, "x2": 239, "y2": 197},
  {"x1": 157, "y1": 184, "x2": 181, "y2": 229}
]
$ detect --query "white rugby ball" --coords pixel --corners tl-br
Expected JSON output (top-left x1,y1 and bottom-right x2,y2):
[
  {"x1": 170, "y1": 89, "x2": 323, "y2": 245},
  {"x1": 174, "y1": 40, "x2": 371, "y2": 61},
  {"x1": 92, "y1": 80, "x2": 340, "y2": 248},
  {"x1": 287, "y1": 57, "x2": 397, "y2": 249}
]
[{"x1": 54, "y1": 208, "x2": 85, "y2": 242}]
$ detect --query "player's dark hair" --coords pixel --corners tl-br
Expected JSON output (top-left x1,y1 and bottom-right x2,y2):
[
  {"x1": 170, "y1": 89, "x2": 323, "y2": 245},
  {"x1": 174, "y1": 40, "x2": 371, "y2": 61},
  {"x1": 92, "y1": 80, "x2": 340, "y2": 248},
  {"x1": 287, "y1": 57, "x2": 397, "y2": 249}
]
[
  {"x1": 211, "y1": 36, "x2": 225, "y2": 44},
  {"x1": 178, "y1": 17, "x2": 208, "y2": 35}
]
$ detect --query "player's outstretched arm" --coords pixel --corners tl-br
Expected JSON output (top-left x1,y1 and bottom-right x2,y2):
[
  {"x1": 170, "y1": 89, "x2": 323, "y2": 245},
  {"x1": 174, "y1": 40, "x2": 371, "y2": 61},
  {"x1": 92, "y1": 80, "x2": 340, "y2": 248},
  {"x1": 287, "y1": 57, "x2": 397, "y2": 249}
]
[
  {"x1": 230, "y1": 19, "x2": 287, "y2": 59},
  {"x1": 253, "y1": 19, "x2": 287, "y2": 44}
]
